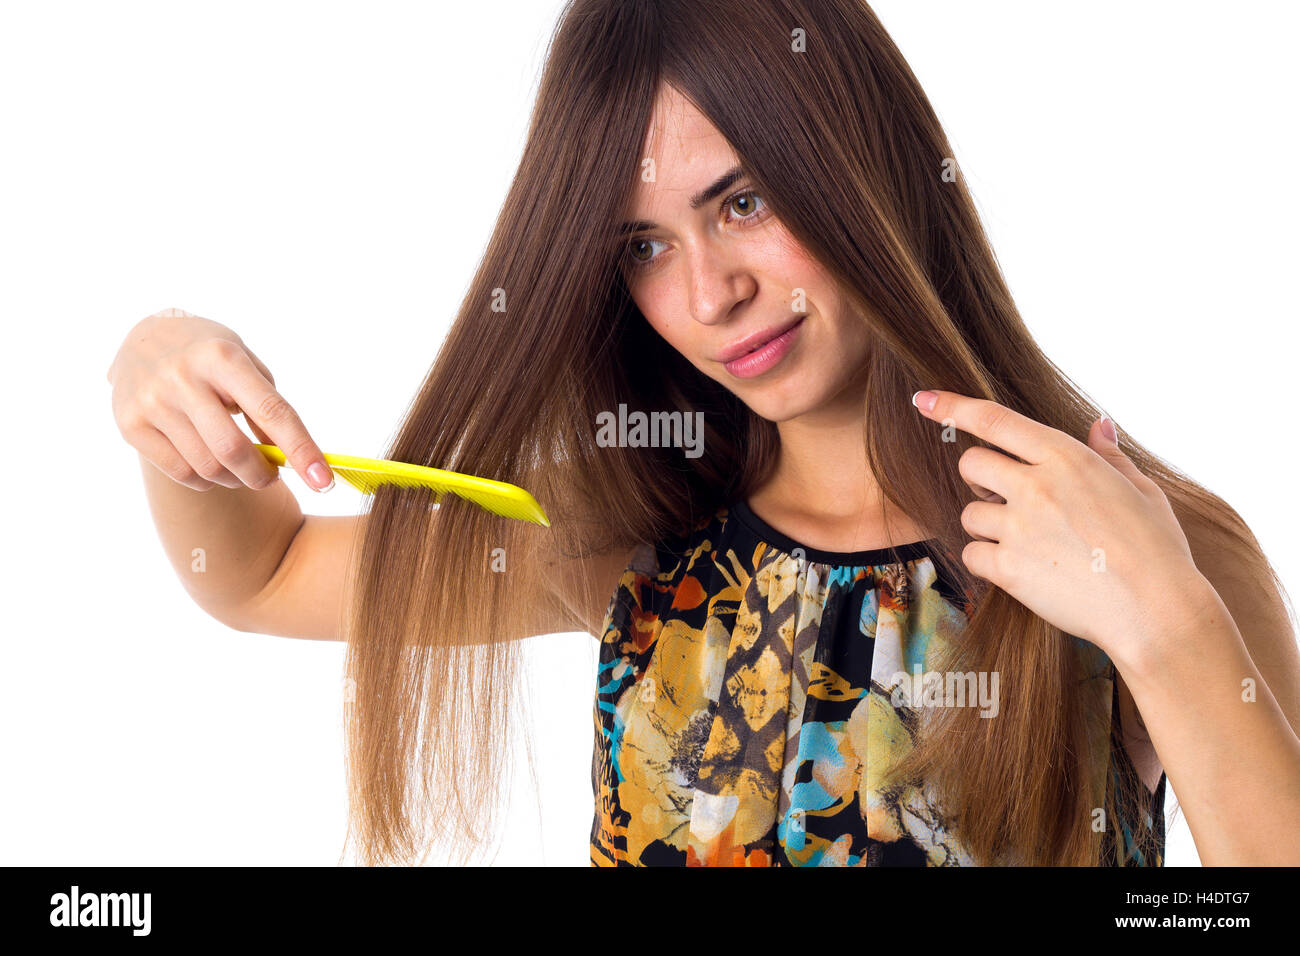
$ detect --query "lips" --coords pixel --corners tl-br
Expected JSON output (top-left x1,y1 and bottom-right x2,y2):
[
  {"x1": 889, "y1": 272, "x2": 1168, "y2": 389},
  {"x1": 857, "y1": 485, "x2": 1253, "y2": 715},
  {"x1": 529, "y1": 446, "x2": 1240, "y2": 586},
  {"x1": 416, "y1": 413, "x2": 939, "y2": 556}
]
[{"x1": 716, "y1": 315, "x2": 806, "y2": 363}]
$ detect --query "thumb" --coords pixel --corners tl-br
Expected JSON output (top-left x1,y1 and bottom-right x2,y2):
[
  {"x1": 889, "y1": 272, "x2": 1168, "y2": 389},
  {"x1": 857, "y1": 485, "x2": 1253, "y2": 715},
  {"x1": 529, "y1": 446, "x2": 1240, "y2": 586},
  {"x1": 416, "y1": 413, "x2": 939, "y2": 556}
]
[{"x1": 1088, "y1": 415, "x2": 1145, "y2": 486}]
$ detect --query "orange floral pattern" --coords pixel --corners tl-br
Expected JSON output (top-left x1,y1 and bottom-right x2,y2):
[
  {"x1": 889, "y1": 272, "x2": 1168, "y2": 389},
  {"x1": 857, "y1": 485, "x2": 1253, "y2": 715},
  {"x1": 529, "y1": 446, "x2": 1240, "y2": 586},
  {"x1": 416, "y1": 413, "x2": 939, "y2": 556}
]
[{"x1": 590, "y1": 501, "x2": 1166, "y2": 866}]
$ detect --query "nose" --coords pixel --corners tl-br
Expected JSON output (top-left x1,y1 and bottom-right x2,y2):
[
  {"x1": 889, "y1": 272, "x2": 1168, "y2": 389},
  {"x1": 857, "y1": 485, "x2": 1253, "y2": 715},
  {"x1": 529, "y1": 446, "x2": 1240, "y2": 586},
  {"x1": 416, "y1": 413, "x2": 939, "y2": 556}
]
[{"x1": 684, "y1": 240, "x2": 757, "y2": 326}]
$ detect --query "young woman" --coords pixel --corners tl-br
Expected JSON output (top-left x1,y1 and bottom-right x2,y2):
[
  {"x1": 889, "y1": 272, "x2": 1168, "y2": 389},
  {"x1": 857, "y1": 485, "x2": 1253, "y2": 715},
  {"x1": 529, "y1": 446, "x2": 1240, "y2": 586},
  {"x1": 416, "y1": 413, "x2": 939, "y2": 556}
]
[{"x1": 108, "y1": 0, "x2": 1300, "y2": 867}]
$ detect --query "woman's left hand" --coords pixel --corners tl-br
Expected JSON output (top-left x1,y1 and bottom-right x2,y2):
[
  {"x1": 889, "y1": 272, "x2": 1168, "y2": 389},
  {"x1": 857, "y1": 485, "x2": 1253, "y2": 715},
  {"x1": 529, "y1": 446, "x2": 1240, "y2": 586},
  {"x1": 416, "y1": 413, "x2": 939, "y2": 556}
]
[{"x1": 911, "y1": 389, "x2": 1212, "y2": 664}]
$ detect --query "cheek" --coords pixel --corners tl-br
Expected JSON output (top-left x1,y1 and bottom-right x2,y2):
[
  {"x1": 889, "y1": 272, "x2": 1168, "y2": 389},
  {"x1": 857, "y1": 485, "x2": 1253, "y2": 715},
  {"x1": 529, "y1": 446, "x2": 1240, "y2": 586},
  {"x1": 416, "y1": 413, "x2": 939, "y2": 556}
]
[
  {"x1": 635, "y1": 297, "x2": 695, "y2": 358},
  {"x1": 758, "y1": 236, "x2": 842, "y2": 317},
  {"x1": 822, "y1": 317, "x2": 873, "y2": 388},
  {"x1": 822, "y1": 312, "x2": 871, "y2": 370},
  {"x1": 636, "y1": 297, "x2": 671, "y2": 340},
  {"x1": 633, "y1": 283, "x2": 684, "y2": 339},
  {"x1": 763, "y1": 223, "x2": 827, "y2": 276}
]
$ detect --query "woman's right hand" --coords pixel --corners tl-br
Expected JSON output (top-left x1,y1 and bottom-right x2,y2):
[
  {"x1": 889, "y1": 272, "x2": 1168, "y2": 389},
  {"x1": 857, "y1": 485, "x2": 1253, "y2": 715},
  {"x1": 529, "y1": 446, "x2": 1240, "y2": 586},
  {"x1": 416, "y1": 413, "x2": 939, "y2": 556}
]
[{"x1": 107, "y1": 307, "x2": 335, "y2": 494}]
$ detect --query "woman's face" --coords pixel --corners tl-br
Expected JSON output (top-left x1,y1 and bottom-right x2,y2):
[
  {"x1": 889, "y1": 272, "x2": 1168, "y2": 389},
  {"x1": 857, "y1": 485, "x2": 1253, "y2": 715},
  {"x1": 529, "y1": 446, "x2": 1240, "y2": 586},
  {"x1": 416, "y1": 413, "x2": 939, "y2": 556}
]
[{"x1": 619, "y1": 85, "x2": 871, "y2": 423}]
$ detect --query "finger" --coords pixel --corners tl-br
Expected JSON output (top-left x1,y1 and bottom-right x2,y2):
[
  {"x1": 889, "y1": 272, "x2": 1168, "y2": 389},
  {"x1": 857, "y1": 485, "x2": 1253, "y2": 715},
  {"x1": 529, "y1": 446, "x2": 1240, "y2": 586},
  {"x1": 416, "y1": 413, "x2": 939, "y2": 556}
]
[
  {"x1": 151, "y1": 402, "x2": 244, "y2": 488},
  {"x1": 131, "y1": 425, "x2": 217, "y2": 492},
  {"x1": 244, "y1": 414, "x2": 274, "y2": 445},
  {"x1": 239, "y1": 341, "x2": 276, "y2": 387},
  {"x1": 213, "y1": 385, "x2": 272, "y2": 443},
  {"x1": 214, "y1": 392, "x2": 273, "y2": 444},
  {"x1": 961, "y1": 539, "x2": 1000, "y2": 583},
  {"x1": 914, "y1": 390, "x2": 1068, "y2": 466},
  {"x1": 957, "y1": 445, "x2": 1027, "y2": 503},
  {"x1": 219, "y1": 350, "x2": 333, "y2": 492},
  {"x1": 184, "y1": 383, "x2": 283, "y2": 489},
  {"x1": 1086, "y1": 416, "x2": 1155, "y2": 494},
  {"x1": 963, "y1": 469, "x2": 1006, "y2": 503},
  {"x1": 960, "y1": 499, "x2": 1006, "y2": 543}
]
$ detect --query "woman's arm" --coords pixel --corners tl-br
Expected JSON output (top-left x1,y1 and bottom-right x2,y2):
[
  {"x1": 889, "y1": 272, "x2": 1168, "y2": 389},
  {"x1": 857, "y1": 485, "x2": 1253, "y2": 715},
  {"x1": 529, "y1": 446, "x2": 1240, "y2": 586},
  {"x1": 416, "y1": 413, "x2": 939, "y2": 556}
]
[
  {"x1": 1116, "y1": 562, "x2": 1300, "y2": 865},
  {"x1": 1116, "y1": 517, "x2": 1300, "y2": 795},
  {"x1": 137, "y1": 448, "x2": 307, "y2": 627},
  {"x1": 906, "y1": 389, "x2": 1300, "y2": 862}
]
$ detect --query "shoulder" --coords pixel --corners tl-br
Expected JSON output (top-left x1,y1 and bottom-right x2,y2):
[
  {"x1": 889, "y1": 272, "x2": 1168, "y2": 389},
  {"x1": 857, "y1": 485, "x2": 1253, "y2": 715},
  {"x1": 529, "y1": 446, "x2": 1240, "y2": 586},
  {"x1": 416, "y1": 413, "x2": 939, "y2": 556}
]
[
  {"x1": 593, "y1": 504, "x2": 738, "y2": 636},
  {"x1": 562, "y1": 515, "x2": 696, "y2": 641}
]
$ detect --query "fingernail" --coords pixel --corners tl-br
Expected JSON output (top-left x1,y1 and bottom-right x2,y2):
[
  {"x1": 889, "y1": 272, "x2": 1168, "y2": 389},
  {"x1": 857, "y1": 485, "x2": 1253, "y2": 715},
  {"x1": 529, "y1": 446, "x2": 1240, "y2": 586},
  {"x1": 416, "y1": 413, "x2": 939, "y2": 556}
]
[
  {"x1": 1100, "y1": 416, "x2": 1118, "y2": 443},
  {"x1": 307, "y1": 461, "x2": 334, "y2": 491},
  {"x1": 912, "y1": 390, "x2": 938, "y2": 413}
]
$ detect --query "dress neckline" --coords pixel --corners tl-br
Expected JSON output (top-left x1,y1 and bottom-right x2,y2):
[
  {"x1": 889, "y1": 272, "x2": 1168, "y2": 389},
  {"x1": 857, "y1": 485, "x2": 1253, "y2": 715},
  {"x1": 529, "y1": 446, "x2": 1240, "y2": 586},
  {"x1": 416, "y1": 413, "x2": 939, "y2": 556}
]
[{"x1": 727, "y1": 497, "x2": 942, "y2": 567}]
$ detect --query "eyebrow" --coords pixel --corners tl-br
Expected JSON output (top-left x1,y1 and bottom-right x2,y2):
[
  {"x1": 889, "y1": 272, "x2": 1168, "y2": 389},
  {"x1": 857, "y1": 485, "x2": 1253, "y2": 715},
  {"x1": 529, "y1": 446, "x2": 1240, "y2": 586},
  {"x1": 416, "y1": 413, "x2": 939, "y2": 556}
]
[{"x1": 618, "y1": 163, "x2": 747, "y2": 235}]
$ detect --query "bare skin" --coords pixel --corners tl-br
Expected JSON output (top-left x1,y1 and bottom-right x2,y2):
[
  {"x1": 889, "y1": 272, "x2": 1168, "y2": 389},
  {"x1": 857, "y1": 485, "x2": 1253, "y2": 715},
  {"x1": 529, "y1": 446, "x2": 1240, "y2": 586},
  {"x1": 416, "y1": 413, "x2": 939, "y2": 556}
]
[
  {"x1": 617, "y1": 83, "x2": 1164, "y2": 796},
  {"x1": 618, "y1": 84, "x2": 927, "y2": 554},
  {"x1": 107, "y1": 308, "x2": 339, "y2": 626},
  {"x1": 109, "y1": 307, "x2": 632, "y2": 641},
  {"x1": 121, "y1": 86, "x2": 1295, "y2": 845}
]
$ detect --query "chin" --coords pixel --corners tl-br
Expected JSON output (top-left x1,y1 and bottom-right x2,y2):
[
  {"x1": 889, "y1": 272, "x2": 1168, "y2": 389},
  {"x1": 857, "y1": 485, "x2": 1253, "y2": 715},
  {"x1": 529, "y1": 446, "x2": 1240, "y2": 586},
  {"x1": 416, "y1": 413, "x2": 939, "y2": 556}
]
[{"x1": 738, "y1": 384, "x2": 822, "y2": 424}]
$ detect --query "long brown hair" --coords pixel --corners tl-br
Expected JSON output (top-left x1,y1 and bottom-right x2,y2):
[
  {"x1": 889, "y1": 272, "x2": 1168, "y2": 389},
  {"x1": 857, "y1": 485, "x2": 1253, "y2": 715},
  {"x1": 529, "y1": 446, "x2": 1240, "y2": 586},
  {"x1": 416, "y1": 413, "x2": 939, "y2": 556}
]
[{"x1": 337, "y1": 0, "x2": 1289, "y2": 866}]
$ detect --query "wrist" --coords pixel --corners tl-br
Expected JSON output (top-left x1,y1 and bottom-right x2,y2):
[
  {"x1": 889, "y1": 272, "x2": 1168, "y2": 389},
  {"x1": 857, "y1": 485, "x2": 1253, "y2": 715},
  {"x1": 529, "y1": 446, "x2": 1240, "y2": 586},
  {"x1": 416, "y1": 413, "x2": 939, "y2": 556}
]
[{"x1": 1115, "y1": 565, "x2": 1226, "y2": 681}]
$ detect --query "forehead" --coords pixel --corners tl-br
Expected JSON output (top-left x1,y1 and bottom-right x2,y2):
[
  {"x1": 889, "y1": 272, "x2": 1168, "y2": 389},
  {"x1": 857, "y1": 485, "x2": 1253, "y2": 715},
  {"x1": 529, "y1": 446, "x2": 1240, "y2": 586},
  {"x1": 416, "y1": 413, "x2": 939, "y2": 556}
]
[{"x1": 628, "y1": 85, "x2": 741, "y2": 211}]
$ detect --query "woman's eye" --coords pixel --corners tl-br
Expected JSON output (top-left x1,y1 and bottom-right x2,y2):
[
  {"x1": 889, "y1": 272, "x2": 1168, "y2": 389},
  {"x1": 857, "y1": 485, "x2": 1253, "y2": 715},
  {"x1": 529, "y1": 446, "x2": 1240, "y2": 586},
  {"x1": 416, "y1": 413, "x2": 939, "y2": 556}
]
[
  {"x1": 726, "y1": 190, "x2": 766, "y2": 220},
  {"x1": 623, "y1": 190, "x2": 768, "y2": 273},
  {"x1": 626, "y1": 237, "x2": 666, "y2": 269}
]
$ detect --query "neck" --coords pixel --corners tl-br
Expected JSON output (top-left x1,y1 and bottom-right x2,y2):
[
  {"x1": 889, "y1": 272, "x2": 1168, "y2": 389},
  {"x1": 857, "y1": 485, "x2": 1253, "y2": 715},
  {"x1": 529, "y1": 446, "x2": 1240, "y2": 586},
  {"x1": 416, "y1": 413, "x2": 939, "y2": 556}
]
[{"x1": 749, "y1": 380, "x2": 929, "y2": 546}]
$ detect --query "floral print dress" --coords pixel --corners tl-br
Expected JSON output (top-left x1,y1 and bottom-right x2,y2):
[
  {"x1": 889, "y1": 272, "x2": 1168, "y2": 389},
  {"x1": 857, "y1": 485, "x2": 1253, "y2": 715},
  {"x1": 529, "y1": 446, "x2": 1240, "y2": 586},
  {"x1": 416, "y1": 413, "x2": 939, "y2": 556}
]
[{"x1": 590, "y1": 498, "x2": 1167, "y2": 866}]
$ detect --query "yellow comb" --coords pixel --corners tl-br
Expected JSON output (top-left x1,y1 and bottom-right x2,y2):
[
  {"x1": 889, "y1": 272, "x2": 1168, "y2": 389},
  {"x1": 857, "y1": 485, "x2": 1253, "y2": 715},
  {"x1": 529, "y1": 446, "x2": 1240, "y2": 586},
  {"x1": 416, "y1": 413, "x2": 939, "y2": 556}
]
[{"x1": 252, "y1": 444, "x2": 550, "y2": 527}]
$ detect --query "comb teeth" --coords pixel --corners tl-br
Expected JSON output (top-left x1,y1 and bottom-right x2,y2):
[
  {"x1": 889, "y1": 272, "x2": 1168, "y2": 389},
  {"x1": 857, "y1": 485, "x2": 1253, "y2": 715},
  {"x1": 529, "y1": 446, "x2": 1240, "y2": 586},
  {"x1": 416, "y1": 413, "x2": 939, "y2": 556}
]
[
  {"x1": 250, "y1": 444, "x2": 550, "y2": 526},
  {"x1": 335, "y1": 469, "x2": 438, "y2": 497},
  {"x1": 332, "y1": 467, "x2": 549, "y2": 526}
]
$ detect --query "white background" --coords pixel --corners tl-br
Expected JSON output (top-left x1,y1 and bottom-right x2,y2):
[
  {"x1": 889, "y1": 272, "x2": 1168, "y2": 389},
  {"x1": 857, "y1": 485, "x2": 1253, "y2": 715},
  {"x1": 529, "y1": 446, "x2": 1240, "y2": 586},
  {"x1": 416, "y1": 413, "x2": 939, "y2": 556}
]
[{"x1": 2, "y1": 0, "x2": 1295, "y2": 866}]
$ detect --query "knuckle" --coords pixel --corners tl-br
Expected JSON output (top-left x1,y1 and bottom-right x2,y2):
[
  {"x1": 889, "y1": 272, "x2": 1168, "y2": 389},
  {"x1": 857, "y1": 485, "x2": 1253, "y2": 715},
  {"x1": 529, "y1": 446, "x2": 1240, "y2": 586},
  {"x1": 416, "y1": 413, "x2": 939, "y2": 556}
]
[
  {"x1": 256, "y1": 391, "x2": 293, "y2": 423},
  {"x1": 278, "y1": 434, "x2": 317, "y2": 463},
  {"x1": 1134, "y1": 470, "x2": 1160, "y2": 493},
  {"x1": 135, "y1": 385, "x2": 167, "y2": 418},
  {"x1": 190, "y1": 452, "x2": 225, "y2": 480},
  {"x1": 116, "y1": 417, "x2": 148, "y2": 444},
  {"x1": 164, "y1": 458, "x2": 200, "y2": 485},
  {"x1": 993, "y1": 546, "x2": 1016, "y2": 583},
  {"x1": 1058, "y1": 438, "x2": 1088, "y2": 467},
  {"x1": 976, "y1": 402, "x2": 1010, "y2": 436},
  {"x1": 1021, "y1": 476, "x2": 1051, "y2": 511},
  {"x1": 202, "y1": 337, "x2": 240, "y2": 363},
  {"x1": 1039, "y1": 481, "x2": 1062, "y2": 512},
  {"x1": 208, "y1": 431, "x2": 247, "y2": 460},
  {"x1": 111, "y1": 391, "x2": 147, "y2": 429},
  {"x1": 160, "y1": 354, "x2": 200, "y2": 390}
]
